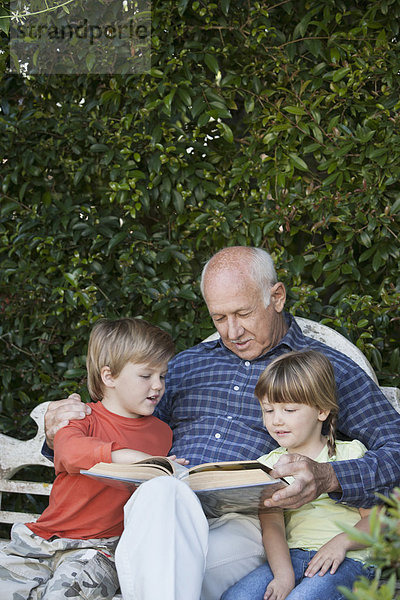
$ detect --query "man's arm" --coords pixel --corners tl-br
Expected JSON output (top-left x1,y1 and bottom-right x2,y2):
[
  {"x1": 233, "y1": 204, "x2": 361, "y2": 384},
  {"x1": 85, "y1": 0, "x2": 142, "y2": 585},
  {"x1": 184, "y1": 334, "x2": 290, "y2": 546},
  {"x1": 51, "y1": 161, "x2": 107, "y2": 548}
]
[{"x1": 44, "y1": 393, "x2": 91, "y2": 449}]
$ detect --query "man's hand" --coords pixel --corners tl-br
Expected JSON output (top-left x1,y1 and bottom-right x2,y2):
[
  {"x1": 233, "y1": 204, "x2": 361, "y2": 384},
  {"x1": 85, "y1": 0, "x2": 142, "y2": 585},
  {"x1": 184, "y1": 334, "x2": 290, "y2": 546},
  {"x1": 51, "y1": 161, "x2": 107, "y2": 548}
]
[
  {"x1": 263, "y1": 453, "x2": 341, "y2": 509},
  {"x1": 44, "y1": 394, "x2": 91, "y2": 448}
]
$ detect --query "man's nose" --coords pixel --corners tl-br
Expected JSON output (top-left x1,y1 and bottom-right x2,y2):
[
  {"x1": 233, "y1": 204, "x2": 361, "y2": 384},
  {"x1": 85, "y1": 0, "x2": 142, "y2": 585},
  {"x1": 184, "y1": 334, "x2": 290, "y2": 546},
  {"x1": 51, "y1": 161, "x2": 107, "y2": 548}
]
[{"x1": 227, "y1": 317, "x2": 244, "y2": 340}]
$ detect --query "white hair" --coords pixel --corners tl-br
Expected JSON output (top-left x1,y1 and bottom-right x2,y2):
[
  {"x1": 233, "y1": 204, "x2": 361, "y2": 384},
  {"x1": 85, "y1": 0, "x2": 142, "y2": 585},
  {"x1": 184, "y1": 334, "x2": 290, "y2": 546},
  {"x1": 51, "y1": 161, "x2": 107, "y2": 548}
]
[{"x1": 200, "y1": 247, "x2": 278, "y2": 308}]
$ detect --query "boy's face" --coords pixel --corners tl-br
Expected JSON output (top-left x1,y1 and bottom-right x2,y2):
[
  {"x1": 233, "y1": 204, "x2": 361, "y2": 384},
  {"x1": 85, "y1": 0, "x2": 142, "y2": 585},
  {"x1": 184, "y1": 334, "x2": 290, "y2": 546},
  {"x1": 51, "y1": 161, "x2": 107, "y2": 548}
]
[{"x1": 101, "y1": 361, "x2": 168, "y2": 419}]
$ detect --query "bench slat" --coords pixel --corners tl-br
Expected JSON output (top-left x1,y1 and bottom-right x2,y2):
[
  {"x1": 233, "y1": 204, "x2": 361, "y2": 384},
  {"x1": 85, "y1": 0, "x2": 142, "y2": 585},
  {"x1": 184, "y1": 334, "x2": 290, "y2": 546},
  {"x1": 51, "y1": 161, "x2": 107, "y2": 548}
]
[
  {"x1": 0, "y1": 480, "x2": 52, "y2": 495},
  {"x1": 0, "y1": 511, "x2": 40, "y2": 524}
]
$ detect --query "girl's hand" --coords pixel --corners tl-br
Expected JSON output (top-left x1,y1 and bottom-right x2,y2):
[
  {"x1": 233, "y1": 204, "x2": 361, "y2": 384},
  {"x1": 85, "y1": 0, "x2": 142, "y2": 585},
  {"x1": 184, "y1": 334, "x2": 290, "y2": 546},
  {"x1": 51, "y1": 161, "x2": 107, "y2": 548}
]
[
  {"x1": 305, "y1": 536, "x2": 347, "y2": 577},
  {"x1": 168, "y1": 454, "x2": 189, "y2": 465},
  {"x1": 264, "y1": 576, "x2": 294, "y2": 600}
]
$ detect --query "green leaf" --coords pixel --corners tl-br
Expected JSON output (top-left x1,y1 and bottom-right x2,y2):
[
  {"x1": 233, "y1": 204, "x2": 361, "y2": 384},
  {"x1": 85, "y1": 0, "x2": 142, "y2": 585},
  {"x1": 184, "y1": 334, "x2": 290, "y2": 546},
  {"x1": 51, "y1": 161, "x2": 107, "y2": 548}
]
[
  {"x1": 108, "y1": 232, "x2": 127, "y2": 252},
  {"x1": 163, "y1": 90, "x2": 176, "y2": 112},
  {"x1": 177, "y1": 88, "x2": 192, "y2": 106},
  {"x1": 390, "y1": 196, "x2": 400, "y2": 214},
  {"x1": 172, "y1": 190, "x2": 184, "y2": 213},
  {"x1": 332, "y1": 67, "x2": 351, "y2": 82},
  {"x1": 283, "y1": 106, "x2": 307, "y2": 115},
  {"x1": 324, "y1": 269, "x2": 340, "y2": 286},
  {"x1": 0, "y1": 10, "x2": 10, "y2": 35},
  {"x1": 218, "y1": 122, "x2": 234, "y2": 143},
  {"x1": 312, "y1": 261, "x2": 323, "y2": 281},
  {"x1": 221, "y1": 0, "x2": 230, "y2": 15},
  {"x1": 64, "y1": 273, "x2": 78, "y2": 288},
  {"x1": 204, "y1": 54, "x2": 219, "y2": 75},
  {"x1": 322, "y1": 172, "x2": 339, "y2": 187},
  {"x1": 291, "y1": 255, "x2": 305, "y2": 276},
  {"x1": 86, "y1": 53, "x2": 96, "y2": 72},
  {"x1": 177, "y1": 0, "x2": 190, "y2": 16},
  {"x1": 90, "y1": 144, "x2": 109, "y2": 153},
  {"x1": 289, "y1": 154, "x2": 308, "y2": 171}
]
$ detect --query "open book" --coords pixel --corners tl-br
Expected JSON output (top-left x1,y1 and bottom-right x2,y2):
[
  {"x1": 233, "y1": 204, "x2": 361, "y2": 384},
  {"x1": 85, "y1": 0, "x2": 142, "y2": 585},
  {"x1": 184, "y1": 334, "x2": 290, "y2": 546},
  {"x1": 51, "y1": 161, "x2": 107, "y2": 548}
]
[{"x1": 81, "y1": 457, "x2": 288, "y2": 518}]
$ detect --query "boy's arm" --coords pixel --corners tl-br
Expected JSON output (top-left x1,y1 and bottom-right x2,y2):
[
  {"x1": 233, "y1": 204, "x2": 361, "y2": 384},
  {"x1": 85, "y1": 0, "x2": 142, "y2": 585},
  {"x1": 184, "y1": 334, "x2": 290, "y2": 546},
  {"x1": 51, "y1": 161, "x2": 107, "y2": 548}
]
[
  {"x1": 54, "y1": 422, "x2": 151, "y2": 474},
  {"x1": 304, "y1": 507, "x2": 372, "y2": 578},
  {"x1": 259, "y1": 509, "x2": 295, "y2": 600}
]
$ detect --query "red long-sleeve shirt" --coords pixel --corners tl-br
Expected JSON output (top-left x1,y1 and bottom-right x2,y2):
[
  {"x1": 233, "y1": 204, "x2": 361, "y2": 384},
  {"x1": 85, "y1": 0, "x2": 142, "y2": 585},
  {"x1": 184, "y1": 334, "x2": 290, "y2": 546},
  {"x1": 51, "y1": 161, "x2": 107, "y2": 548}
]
[{"x1": 28, "y1": 402, "x2": 172, "y2": 540}]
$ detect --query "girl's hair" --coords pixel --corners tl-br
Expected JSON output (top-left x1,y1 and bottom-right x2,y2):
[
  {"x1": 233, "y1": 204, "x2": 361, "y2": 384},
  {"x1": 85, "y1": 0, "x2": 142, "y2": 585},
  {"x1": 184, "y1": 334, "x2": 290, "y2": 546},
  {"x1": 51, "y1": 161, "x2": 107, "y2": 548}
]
[
  {"x1": 86, "y1": 317, "x2": 175, "y2": 402},
  {"x1": 255, "y1": 350, "x2": 339, "y2": 457}
]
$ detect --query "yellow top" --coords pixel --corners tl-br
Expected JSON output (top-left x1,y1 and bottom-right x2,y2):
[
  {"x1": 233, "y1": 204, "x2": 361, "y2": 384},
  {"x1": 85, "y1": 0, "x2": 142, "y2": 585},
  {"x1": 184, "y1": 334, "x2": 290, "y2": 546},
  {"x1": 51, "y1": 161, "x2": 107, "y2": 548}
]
[{"x1": 258, "y1": 440, "x2": 370, "y2": 562}]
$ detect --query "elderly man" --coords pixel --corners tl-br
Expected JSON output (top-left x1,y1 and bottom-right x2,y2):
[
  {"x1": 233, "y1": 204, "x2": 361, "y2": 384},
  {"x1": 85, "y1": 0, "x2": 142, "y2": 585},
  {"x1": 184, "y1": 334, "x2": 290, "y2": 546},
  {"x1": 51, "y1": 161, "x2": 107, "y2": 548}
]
[{"x1": 43, "y1": 246, "x2": 400, "y2": 600}]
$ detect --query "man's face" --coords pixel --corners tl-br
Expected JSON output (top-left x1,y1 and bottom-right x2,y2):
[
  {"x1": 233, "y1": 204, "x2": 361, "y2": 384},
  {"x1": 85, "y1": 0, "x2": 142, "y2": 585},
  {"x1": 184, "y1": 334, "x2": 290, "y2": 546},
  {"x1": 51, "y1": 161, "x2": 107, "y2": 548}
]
[{"x1": 204, "y1": 271, "x2": 285, "y2": 361}]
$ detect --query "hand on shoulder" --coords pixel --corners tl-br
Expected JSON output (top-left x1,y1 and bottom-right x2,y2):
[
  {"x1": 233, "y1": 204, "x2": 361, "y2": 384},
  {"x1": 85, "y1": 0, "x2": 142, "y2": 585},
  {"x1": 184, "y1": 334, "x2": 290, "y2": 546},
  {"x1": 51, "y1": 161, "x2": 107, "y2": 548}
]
[{"x1": 44, "y1": 393, "x2": 91, "y2": 448}]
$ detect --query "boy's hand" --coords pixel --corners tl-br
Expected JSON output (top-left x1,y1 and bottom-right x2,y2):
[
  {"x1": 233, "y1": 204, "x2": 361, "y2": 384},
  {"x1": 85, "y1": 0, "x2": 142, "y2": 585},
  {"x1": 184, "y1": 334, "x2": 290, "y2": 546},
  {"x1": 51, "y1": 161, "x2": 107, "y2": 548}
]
[
  {"x1": 168, "y1": 455, "x2": 189, "y2": 465},
  {"x1": 264, "y1": 576, "x2": 294, "y2": 600},
  {"x1": 304, "y1": 536, "x2": 347, "y2": 577},
  {"x1": 44, "y1": 394, "x2": 91, "y2": 448}
]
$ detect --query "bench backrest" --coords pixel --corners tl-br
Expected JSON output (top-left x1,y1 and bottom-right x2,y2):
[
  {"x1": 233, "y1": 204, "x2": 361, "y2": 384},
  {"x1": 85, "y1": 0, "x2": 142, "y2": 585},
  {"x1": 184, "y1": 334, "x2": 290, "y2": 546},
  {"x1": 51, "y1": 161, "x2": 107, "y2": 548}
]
[{"x1": 0, "y1": 402, "x2": 53, "y2": 527}]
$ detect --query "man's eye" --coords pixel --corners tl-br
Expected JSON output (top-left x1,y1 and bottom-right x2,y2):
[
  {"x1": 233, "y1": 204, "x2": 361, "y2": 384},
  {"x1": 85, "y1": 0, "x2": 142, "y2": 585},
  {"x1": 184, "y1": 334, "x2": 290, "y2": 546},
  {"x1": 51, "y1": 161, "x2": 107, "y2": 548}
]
[{"x1": 140, "y1": 375, "x2": 151, "y2": 379}]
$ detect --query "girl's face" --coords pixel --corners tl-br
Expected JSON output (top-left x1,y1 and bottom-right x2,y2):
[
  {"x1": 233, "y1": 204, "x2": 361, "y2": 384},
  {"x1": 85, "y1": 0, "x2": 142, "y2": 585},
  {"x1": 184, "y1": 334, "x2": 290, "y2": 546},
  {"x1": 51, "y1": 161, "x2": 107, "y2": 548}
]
[{"x1": 261, "y1": 399, "x2": 330, "y2": 458}]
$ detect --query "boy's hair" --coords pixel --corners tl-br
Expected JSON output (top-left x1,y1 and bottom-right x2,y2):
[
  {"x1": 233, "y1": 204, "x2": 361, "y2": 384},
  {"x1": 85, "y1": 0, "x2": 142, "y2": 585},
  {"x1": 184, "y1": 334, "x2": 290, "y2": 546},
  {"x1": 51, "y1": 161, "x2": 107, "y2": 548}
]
[
  {"x1": 255, "y1": 350, "x2": 339, "y2": 457},
  {"x1": 87, "y1": 318, "x2": 175, "y2": 401}
]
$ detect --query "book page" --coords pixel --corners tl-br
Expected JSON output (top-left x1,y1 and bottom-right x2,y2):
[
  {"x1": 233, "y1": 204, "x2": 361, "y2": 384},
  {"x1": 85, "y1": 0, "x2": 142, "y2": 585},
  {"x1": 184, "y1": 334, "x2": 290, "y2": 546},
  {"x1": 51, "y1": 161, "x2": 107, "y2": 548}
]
[
  {"x1": 82, "y1": 456, "x2": 176, "y2": 479},
  {"x1": 187, "y1": 467, "x2": 276, "y2": 490}
]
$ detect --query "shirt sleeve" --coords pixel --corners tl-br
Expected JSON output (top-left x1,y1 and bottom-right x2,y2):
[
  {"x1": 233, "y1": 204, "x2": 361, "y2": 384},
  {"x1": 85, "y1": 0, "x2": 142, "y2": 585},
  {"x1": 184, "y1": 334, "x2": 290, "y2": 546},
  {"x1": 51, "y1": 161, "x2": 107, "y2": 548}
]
[
  {"x1": 329, "y1": 363, "x2": 400, "y2": 507},
  {"x1": 41, "y1": 440, "x2": 55, "y2": 462},
  {"x1": 53, "y1": 420, "x2": 127, "y2": 474},
  {"x1": 153, "y1": 368, "x2": 174, "y2": 424}
]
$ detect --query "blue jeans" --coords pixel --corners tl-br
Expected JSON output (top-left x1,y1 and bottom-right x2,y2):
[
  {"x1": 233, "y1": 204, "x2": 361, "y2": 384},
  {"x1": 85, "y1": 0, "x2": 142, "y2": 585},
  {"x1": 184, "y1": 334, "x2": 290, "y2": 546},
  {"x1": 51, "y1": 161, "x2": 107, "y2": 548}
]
[{"x1": 221, "y1": 548, "x2": 375, "y2": 600}]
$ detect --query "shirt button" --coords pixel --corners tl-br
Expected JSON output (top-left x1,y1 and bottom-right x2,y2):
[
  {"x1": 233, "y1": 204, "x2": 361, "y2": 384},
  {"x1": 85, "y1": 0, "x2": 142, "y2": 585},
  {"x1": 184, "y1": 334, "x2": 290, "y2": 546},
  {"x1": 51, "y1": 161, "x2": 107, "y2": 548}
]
[
  {"x1": 227, "y1": 416, "x2": 233, "y2": 420},
  {"x1": 215, "y1": 433, "x2": 221, "y2": 439},
  {"x1": 233, "y1": 385, "x2": 240, "y2": 391},
  {"x1": 245, "y1": 361, "x2": 250, "y2": 367}
]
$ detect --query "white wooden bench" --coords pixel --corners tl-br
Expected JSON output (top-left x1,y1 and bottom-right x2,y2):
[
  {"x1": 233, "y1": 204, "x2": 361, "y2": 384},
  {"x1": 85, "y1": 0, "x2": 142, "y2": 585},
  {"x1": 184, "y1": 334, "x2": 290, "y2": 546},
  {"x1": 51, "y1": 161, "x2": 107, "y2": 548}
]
[{"x1": 1, "y1": 317, "x2": 399, "y2": 597}]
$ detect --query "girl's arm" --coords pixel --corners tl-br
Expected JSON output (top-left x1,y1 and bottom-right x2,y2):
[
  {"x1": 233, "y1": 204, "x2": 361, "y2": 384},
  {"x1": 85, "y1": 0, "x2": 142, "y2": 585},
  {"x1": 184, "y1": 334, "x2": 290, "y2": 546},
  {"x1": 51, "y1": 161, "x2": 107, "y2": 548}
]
[
  {"x1": 304, "y1": 507, "x2": 372, "y2": 577},
  {"x1": 259, "y1": 508, "x2": 295, "y2": 600}
]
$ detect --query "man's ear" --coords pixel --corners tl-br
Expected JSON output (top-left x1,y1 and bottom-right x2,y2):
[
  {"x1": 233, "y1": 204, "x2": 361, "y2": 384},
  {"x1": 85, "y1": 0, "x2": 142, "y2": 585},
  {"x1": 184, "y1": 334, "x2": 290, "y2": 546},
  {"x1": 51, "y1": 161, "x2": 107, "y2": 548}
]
[
  {"x1": 270, "y1": 282, "x2": 286, "y2": 313},
  {"x1": 101, "y1": 366, "x2": 115, "y2": 389}
]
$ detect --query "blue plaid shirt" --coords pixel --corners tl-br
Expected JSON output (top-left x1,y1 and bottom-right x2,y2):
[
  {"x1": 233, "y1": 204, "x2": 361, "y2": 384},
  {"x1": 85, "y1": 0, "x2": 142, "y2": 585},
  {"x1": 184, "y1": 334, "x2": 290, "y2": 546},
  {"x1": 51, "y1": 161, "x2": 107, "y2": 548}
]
[{"x1": 156, "y1": 314, "x2": 400, "y2": 507}]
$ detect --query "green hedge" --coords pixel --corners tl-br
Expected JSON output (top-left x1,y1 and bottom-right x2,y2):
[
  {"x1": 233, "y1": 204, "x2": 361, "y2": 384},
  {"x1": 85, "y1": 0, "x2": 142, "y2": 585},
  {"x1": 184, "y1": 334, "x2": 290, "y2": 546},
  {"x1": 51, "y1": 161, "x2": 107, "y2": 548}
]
[{"x1": 1, "y1": 0, "x2": 399, "y2": 437}]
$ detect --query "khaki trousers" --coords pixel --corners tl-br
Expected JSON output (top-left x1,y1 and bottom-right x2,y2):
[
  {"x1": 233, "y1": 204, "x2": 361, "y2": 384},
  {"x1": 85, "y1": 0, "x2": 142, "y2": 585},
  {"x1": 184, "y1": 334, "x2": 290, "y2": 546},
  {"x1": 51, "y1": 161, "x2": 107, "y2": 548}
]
[
  {"x1": 0, "y1": 522, "x2": 119, "y2": 599},
  {"x1": 115, "y1": 477, "x2": 265, "y2": 600}
]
